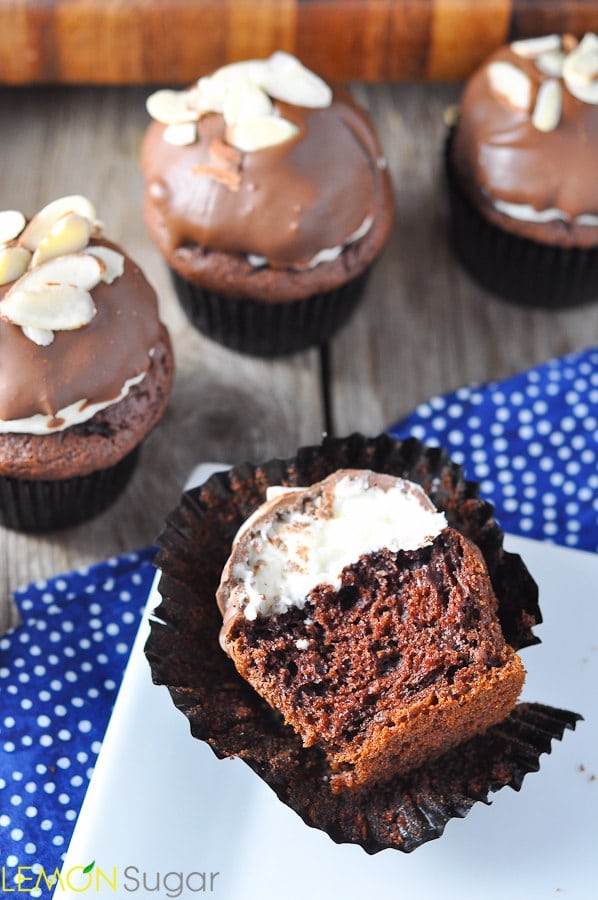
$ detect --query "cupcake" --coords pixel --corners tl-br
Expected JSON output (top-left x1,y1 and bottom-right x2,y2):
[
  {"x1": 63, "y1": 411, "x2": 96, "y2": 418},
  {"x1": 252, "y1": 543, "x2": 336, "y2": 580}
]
[
  {"x1": 447, "y1": 33, "x2": 598, "y2": 308},
  {"x1": 146, "y1": 434, "x2": 580, "y2": 853},
  {"x1": 217, "y1": 469, "x2": 526, "y2": 794},
  {"x1": 141, "y1": 52, "x2": 394, "y2": 356},
  {"x1": 0, "y1": 195, "x2": 174, "y2": 532}
]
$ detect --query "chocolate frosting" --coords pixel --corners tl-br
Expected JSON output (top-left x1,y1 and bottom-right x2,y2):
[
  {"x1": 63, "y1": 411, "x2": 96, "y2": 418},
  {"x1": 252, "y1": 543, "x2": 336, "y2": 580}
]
[
  {"x1": 452, "y1": 41, "x2": 598, "y2": 245},
  {"x1": 0, "y1": 239, "x2": 162, "y2": 422},
  {"x1": 141, "y1": 88, "x2": 387, "y2": 269}
]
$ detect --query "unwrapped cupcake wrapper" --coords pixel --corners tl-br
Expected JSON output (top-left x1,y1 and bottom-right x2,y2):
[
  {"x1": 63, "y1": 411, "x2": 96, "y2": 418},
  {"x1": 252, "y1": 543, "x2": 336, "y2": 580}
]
[
  {"x1": 0, "y1": 446, "x2": 139, "y2": 533},
  {"x1": 146, "y1": 433, "x2": 581, "y2": 854},
  {"x1": 170, "y1": 268, "x2": 370, "y2": 357},
  {"x1": 445, "y1": 133, "x2": 598, "y2": 310}
]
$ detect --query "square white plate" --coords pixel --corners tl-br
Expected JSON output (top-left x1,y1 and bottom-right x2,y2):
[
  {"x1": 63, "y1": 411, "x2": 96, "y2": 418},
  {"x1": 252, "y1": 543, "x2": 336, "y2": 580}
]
[{"x1": 56, "y1": 465, "x2": 598, "y2": 900}]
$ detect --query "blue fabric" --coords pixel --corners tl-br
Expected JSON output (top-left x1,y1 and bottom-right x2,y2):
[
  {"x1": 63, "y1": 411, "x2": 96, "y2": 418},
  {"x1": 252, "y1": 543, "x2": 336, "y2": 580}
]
[
  {"x1": 390, "y1": 347, "x2": 598, "y2": 553},
  {"x1": 0, "y1": 549, "x2": 155, "y2": 895},
  {"x1": 0, "y1": 347, "x2": 596, "y2": 892}
]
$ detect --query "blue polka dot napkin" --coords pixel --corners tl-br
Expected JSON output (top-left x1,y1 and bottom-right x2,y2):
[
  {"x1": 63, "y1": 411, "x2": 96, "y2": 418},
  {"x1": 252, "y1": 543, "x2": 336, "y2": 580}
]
[
  {"x1": 390, "y1": 347, "x2": 597, "y2": 553},
  {"x1": 0, "y1": 550, "x2": 155, "y2": 895},
  {"x1": 0, "y1": 347, "x2": 596, "y2": 892}
]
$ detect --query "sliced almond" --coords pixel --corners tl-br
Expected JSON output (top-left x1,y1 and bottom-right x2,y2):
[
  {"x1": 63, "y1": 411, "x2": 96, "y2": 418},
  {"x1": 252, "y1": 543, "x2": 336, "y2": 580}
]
[
  {"x1": 21, "y1": 325, "x2": 54, "y2": 346},
  {"x1": 0, "y1": 283, "x2": 96, "y2": 332},
  {"x1": 163, "y1": 122, "x2": 198, "y2": 146},
  {"x1": 0, "y1": 246, "x2": 31, "y2": 286},
  {"x1": 11, "y1": 252, "x2": 105, "y2": 294},
  {"x1": 227, "y1": 114, "x2": 299, "y2": 152},
  {"x1": 0, "y1": 209, "x2": 26, "y2": 245},
  {"x1": 532, "y1": 79, "x2": 562, "y2": 131},
  {"x1": 262, "y1": 52, "x2": 332, "y2": 108},
  {"x1": 85, "y1": 245, "x2": 125, "y2": 284},
  {"x1": 563, "y1": 35, "x2": 598, "y2": 104},
  {"x1": 536, "y1": 49, "x2": 566, "y2": 77},
  {"x1": 191, "y1": 64, "x2": 266, "y2": 117},
  {"x1": 487, "y1": 61, "x2": 532, "y2": 111},
  {"x1": 510, "y1": 34, "x2": 561, "y2": 58},
  {"x1": 31, "y1": 212, "x2": 91, "y2": 267},
  {"x1": 19, "y1": 196, "x2": 97, "y2": 251},
  {"x1": 146, "y1": 89, "x2": 197, "y2": 125},
  {"x1": 223, "y1": 80, "x2": 273, "y2": 126}
]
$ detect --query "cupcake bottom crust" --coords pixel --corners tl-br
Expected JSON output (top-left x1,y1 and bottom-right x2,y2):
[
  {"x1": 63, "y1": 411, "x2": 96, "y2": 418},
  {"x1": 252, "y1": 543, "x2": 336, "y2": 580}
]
[
  {"x1": 445, "y1": 136, "x2": 598, "y2": 309},
  {"x1": 172, "y1": 268, "x2": 370, "y2": 356},
  {"x1": 0, "y1": 326, "x2": 174, "y2": 481}
]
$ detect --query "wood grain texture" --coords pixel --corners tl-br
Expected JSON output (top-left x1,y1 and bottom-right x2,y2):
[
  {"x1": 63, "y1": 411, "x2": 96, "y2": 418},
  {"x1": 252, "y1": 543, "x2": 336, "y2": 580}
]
[
  {"x1": 329, "y1": 82, "x2": 598, "y2": 438},
  {"x1": 0, "y1": 0, "x2": 595, "y2": 85}
]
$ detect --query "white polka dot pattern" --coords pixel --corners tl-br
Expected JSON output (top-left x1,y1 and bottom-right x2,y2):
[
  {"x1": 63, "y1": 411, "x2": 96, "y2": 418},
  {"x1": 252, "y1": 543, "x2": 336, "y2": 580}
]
[
  {"x1": 0, "y1": 549, "x2": 155, "y2": 891},
  {"x1": 391, "y1": 348, "x2": 597, "y2": 552}
]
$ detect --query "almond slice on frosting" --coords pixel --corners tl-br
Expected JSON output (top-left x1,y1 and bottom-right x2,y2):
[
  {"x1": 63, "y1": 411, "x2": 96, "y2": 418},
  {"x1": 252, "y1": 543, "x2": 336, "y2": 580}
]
[
  {"x1": 85, "y1": 245, "x2": 125, "y2": 284},
  {"x1": 510, "y1": 35, "x2": 561, "y2": 58},
  {"x1": 10, "y1": 252, "x2": 105, "y2": 293},
  {"x1": 223, "y1": 80, "x2": 273, "y2": 126},
  {"x1": 163, "y1": 122, "x2": 198, "y2": 146},
  {"x1": 19, "y1": 195, "x2": 98, "y2": 251},
  {"x1": 563, "y1": 33, "x2": 598, "y2": 104},
  {"x1": 0, "y1": 246, "x2": 31, "y2": 286},
  {"x1": 21, "y1": 325, "x2": 54, "y2": 346},
  {"x1": 487, "y1": 61, "x2": 532, "y2": 111},
  {"x1": 31, "y1": 212, "x2": 92, "y2": 267},
  {"x1": 532, "y1": 79, "x2": 562, "y2": 131},
  {"x1": 0, "y1": 283, "x2": 96, "y2": 332},
  {"x1": 535, "y1": 50, "x2": 566, "y2": 77},
  {"x1": 228, "y1": 114, "x2": 299, "y2": 152},
  {"x1": 261, "y1": 51, "x2": 332, "y2": 108},
  {"x1": 0, "y1": 209, "x2": 26, "y2": 245},
  {"x1": 145, "y1": 89, "x2": 198, "y2": 125}
]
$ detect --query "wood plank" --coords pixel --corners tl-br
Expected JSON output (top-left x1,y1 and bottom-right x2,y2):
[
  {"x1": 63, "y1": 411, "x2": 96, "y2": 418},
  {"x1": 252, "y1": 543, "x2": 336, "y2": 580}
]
[
  {"x1": 0, "y1": 1, "x2": 594, "y2": 85},
  {"x1": 330, "y1": 82, "x2": 598, "y2": 438},
  {"x1": 0, "y1": 84, "x2": 325, "y2": 624}
]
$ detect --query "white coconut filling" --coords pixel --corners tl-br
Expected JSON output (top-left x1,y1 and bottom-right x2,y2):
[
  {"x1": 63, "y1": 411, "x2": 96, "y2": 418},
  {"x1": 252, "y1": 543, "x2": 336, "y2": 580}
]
[
  {"x1": 233, "y1": 473, "x2": 447, "y2": 621},
  {"x1": 494, "y1": 199, "x2": 598, "y2": 226},
  {"x1": 246, "y1": 214, "x2": 374, "y2": 271},
  {"x1": 0, "y1": 366, "x2": 149, "y2": 435}
]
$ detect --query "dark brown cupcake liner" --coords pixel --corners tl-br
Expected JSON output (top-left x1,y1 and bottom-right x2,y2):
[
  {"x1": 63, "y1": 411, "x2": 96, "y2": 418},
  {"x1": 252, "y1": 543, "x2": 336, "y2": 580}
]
[
  {"x1": 170, "y1": 267, "x2": 370, "y2": 357},
  {"x1": 445, "y1": 132, "x2": 598, "y2": 310},
  {"x1": 0, "y1": 445, "x2": 139, "y2": 533},
  {"x1": 146, "y1": 433, "x2": 580, "y2": 854}
]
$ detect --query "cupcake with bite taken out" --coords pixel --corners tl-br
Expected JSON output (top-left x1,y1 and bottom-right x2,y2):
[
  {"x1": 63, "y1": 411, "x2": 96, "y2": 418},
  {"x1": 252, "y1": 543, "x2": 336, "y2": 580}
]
[
  {"x1": 447, "y1": 33, "x2": 598, "y2": 308},
  {"x1": 146, "y1": 433, "x2": 581, "y2": 854},
  {"x1": 0, "y1": 195, "x2": 174, "y2": 532},
  {"x1": 141, "y1": 52, "x2": 394, "y2": 356}
]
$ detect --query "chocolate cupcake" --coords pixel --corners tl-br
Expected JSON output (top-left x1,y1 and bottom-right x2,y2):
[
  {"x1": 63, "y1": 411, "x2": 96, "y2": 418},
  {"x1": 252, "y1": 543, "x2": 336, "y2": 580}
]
[
  {"x1": 141, "y1": 53, "x2": 394, "y2": 356},
  {"x1": 146, "y1": 434, "x2": 581, "y2": 853},
  {"x1": 0, "y1": 195, "x2": 174, "y2": 532},
  {"x1": 217, "y1": 469, "x2": 526, "y2": 794},
  {"x1": 447, "y1": 33, "x2": 598, "y2": 308}
]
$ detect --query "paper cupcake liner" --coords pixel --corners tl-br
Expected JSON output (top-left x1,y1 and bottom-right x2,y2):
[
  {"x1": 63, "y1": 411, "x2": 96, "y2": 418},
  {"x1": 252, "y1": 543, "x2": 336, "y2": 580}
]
[
  {"x1": 445, "y1": 133, "x2": 598, "y2": 310},
  {"x1": 143, "y1": 434, "x2": 580, "y2": 854},
  {"x1": 170, "y1": 268, "x2": 370, "y2": 357},
  {"x1": 0, "y1": 446, "x2": 139, "y2": 533}
]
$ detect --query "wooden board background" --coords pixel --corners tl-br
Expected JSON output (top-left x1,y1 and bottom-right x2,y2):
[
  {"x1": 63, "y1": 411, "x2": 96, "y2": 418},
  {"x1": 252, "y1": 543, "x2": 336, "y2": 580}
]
[
  {"x1": 0, "y1": 1, "x2": 596, "y2": 85},
  {"x1": 1, "y1": 79, "x2": 597, "y2": 633}
]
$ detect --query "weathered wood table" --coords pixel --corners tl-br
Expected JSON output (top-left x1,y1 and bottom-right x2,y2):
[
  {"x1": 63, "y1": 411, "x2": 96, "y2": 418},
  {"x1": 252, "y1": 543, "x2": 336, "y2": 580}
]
[{"x1": 1, "y1": 81, "x2": 597, "y2": 629}]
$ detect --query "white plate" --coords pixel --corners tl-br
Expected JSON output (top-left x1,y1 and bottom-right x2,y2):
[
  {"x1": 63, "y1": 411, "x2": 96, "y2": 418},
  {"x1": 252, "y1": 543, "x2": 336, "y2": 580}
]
[{"x1": 56, "y1": 465, "x2": 598, "y2": 900}]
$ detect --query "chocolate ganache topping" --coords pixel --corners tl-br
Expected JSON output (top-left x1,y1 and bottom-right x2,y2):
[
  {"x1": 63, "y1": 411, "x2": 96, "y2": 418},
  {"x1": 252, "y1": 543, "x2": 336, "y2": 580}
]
[
  {"x1": 141, "y1": 54, "x2": 388, "y2": 270},
  {"x1": 452, "y1": 34, "x2": 598, "y2": 246},
  {"x1": 0, "y1": 198, "x2": 161, "y2": 429}
]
